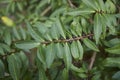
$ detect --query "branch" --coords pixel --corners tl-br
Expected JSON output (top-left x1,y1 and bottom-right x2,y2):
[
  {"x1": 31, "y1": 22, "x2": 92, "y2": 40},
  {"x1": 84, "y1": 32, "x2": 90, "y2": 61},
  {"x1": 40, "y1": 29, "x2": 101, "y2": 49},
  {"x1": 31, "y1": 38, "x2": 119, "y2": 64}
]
[
  {"x1": 88, "y1": 52, "x2": 97, "y2": 70},
  {"x1": 67, "y1": 0, "x2": 76, "y2": 8},
  {"x1": 41, "y1": 33, "x2": 93, "y2": 44},
  {"x1": 40, "y1": 6, "x2": 52, "y2": 16}
]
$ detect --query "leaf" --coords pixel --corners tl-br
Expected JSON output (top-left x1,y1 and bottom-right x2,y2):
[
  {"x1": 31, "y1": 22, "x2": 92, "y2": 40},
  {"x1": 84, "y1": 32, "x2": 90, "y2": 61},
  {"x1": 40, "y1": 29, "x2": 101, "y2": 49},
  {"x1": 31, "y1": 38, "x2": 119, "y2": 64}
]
[
  {"x1": 104, "y1": 57, "x2": 120, "y2": 68},
  {"x1": 94, "y1": 13, "x2": 102, "y2": 44},
  {"x1": 37, "y1": 46, "x2": 46, "y2": 68},
  {"x1": 1, "y1": 16, "x2": 14, "y2": 27},
  {"x1": 0, "y1": 47, "x2": 4, "y2": 55},
  {"x1": 55, "y1": 43, "x2": 64, "y2": 58},
  {"x1": 64, "y1": 43, "x2": 72, "y2": 69},
  {"x1": 19, "y1": 26, "x2": 26, "y2": 40},
  {"x1": 83, "y1": 38, "x2": 99, "y2": 52},
  {"x1": 0, "y1": 43, "x2": 11, "y2": 52},
  {"x1": 7, "y1": 54, "x2": 20, "y2": 80},
  {"x1": 34, "y1": 22, "x2": 48, "y2": 34},
  {"x1": 62, "y1": 68, "x2": 68, "y2": 80},
  {"x1": 3, "y1": 29, "x2": 11, "y2": 45},
  {"x1": 112, "y1": 71, "x2": 120, "y2": 80},
  {"x1": 15, "y1": 40, "x2": 40, "y2": 49},
  {"x1": 17, "y1": 51, "x2": 29, "y2": 78},
  {"x1": 70, "y1": 41, "x2": 79, "y2": 59},
  {"x1": 97, "y1": 0, "x2": 106, "y2": 11},
  {"x1": 56, "y1": 18, "x2": 66, "y2": 39},
  {"x1": 81, "y1": 0, "x2": 97, "y2": 10},
  {"x1": 45, "y1": 43, "x2": 55, "y2": 68},
  {"x1": 13, "y1": 27, "x2": 21, "y2": 40},
  {"x1": 70, "y1": 64, "x2": 85, "y2": 73},
  {"x1": 66, "y1": 9, "x2": 95, "y2": 16},
  {"x1": 77, "y1": 41, "x2": 84, "y2": 60},
  {"x1": 50, "y1": 23, "x2": 59, "y2": 40},
  {"x1": 0, "y1": 60, "x2": 5, "y2": 78},
  {"x1": 105, "y1": 44, "x2": 120, "y2": 54},
  {"x1": 25, "y1": 20, "x2": 44, "y2": 42}
]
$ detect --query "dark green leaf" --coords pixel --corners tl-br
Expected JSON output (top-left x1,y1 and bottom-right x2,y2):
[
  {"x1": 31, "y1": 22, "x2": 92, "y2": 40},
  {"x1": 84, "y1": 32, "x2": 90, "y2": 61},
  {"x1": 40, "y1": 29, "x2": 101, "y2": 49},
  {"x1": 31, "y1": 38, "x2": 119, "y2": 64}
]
[
  {"x1": 0, "y1": 60, "x2": 5, "y2": 78},
  {"x1": 105, "y1": 44, "x2": 120, "y2": 54}
]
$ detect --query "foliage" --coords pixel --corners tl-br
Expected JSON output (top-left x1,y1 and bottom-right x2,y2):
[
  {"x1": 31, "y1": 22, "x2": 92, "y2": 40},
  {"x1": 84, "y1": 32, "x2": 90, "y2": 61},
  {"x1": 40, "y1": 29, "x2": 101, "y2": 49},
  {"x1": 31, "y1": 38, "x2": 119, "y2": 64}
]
[{"x1": 0, "y1": 0, "x2": 120, "y2": 80}]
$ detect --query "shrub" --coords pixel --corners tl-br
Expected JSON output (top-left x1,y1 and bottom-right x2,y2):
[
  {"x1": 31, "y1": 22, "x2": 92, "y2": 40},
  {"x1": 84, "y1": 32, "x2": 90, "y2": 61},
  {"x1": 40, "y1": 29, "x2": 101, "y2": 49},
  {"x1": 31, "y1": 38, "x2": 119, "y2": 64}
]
[{"x1": 0, "y1": 0, "x2": 120, "y2": 80}]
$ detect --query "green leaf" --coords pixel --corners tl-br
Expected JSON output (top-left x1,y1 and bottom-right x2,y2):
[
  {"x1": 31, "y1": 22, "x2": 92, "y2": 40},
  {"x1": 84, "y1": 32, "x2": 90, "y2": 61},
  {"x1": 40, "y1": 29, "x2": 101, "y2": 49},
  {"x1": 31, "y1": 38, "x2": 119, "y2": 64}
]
[
  {"x1": 83, "y1": 38, "x2": 99, "y2": 52},
  {"x1": 4, "y1": 29, "x2": 11, "y2": 45},
  {"x1": 64, "y1": 43, "x2": 72, "y2": 69},
  {"x1": 0, "y1": 60, "x2": 5, "y2": 78},
  {"x1": 62, "y1": 68, "x2": 68, "y2": 80},
  {"x1": 0, "y1": 47, "x2": 4, "y2": 55},
  {"x1": 7, "y1": 54, "x2": 20, "y2": 80},
  {"x1": 34, "y1": 22, "x2": 48, "y2": 34},
  {"x1": 66, "y1": 9, "x2": 95, "y2": 16},
  {"x1": 97, "y1": 0, "x2": 106, "y2": 11},
  {"x1": 55, "y1": 43, "x2": 63, "y2": 58},
  {"x1": 56, "y1": 18, "x2": 66, "y2": 39},
  {"x1": 105, "y1": 44, "x2": 120, "y2": 54},
  {"x1": 19, "y1": 26, "x2": 26, "y2": 40},
  {"x1": 82, "y1": 0, "x2": 97, "y2": 10},
  {"x1": 104, "y1": 57, "x2": 120, "y2": 68},
  {"x1": 78, "y1": 73, "x2": 87, "y2": 78},
  {"x1": 70, "y1": 41, "x2": 79, "y2": 59},
  {"x1": 77, "y1": 41, "x2": 84, "y2": 60},
  {"x1": 70, "y1": 64, "x2": 85, "y2": 73},
  {"x1": 94, "y1": 13, "x2": 102, "y2": 44},
  {"x1": 15, "y1": 41, "x2": 40, "y2": 49},
  {"x1": 0, "y1": 43, "x2": 11, "y2": 52},
  {"x1": 112, "y1": 71, "x2": 120, "y2": 80},
  {"x1": 45, "y1": 43, "x2": 55, "y2": 68},
  {"x1": 17, "y1": 51, "x2": 29, "y2": 78},
  {"x1": 12, "y1": 27, "x2": 21, "y2": 40},
  {"x1": 50, "y1": 23, "x2": 59, "y2": 40},
  {"x1": 37, "y1": 46, "x2": 46, "y2": 68},
  {"x1": 25, "y1": 20, "x2": 44, "y2": 42}
]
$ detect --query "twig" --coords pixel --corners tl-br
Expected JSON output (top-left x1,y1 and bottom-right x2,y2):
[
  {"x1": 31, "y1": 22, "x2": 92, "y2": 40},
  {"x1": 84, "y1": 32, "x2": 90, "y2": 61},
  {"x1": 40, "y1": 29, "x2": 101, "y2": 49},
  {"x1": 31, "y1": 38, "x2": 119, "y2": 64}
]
[
  {"x1": 67, "y1": 0, "x2": 76, "y2": 8},
  {"x1": 41, "y1": 34, "x2": 94, "y2": 44},
  {"x1": 41, "y1": 6, "x2": 52, "y2": 16},
  {"x1": 88, "y1": 52, "x2": 97, "y2": 70}
]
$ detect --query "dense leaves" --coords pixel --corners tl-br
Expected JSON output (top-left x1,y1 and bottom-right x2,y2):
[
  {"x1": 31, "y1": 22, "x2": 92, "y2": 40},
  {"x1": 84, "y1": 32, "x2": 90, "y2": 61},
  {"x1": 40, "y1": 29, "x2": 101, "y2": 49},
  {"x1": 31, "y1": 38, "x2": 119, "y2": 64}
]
[{"x1": 0, "y1": 0, "x2": 120, "y2": 80}]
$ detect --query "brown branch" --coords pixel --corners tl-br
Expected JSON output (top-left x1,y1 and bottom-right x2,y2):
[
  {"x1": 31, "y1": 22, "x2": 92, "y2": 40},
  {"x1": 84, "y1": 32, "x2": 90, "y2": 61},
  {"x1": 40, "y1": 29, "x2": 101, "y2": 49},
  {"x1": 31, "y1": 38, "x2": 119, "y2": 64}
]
[
  {"x1": 67, "y1": 0, "x2": 76, "y2": 8},
  {"x1": 40, "y1": 6, "x2": 52, "y2": 16},
  {"x1": 41, "y1": 33, "x2": 93, "y2": 44},
  {"x1": 88, "y1": 52, "x2": 97, "y2": 70}
]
